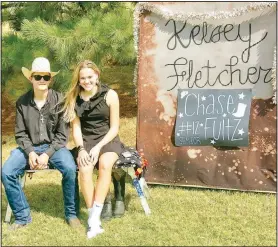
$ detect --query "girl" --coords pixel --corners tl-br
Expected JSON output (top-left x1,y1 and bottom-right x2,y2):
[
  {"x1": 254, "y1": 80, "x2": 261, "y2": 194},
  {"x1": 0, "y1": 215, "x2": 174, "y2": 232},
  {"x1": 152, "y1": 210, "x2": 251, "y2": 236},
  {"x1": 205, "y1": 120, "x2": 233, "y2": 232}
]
[{"x1": 62, "y1": 60, "x2": 126, "y2": 238}]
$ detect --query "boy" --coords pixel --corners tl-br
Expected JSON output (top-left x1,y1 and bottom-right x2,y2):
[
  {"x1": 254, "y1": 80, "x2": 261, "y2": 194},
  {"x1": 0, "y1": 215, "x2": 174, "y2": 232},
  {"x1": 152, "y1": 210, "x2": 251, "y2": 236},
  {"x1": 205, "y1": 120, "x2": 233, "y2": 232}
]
[{"x1": 2, "y1": 57, "x2": 81, "y2": 230}]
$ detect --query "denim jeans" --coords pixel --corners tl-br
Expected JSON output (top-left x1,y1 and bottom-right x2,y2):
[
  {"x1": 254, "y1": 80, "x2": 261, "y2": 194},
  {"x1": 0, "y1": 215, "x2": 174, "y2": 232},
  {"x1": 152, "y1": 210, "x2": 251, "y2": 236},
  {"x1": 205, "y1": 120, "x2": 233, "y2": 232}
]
[{"x1": 1, "y1": 144, "x2": 79, "y2": 224}]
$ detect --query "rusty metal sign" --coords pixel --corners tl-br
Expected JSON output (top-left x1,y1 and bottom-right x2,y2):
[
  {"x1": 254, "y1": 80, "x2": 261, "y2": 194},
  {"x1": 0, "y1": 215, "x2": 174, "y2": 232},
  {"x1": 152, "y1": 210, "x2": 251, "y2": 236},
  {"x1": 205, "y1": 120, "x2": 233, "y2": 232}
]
[{"x1": 135, "y1": 2, "x2": 277, "y2": 192}]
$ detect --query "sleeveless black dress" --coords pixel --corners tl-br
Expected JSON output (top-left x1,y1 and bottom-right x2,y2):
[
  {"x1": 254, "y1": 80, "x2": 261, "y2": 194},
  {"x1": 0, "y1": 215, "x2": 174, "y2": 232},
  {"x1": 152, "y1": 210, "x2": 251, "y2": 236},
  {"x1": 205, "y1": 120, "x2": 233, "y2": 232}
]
[{"x1": 73, "y1": 84, "x2": 125, "y2": 158}]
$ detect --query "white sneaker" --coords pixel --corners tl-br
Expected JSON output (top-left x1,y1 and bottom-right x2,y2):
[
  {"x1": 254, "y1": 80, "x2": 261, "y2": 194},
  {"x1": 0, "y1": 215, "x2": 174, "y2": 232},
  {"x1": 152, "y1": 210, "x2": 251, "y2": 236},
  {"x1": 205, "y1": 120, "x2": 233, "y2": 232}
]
[{"x1": 87, "y1": 224, "x2": 104, "y2": 239}]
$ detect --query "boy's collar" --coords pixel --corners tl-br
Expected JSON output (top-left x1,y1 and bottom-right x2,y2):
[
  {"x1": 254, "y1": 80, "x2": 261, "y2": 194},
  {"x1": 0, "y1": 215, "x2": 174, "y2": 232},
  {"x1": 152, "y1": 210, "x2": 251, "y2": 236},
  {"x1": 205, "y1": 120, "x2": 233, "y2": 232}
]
[{"x1": 29, "y1": 89, "x2": 52, "y2": 106}]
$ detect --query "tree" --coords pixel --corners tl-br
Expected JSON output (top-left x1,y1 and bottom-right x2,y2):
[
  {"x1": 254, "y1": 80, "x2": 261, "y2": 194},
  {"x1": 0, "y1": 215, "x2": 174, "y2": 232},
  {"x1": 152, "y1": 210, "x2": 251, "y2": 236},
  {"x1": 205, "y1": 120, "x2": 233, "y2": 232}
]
[{"x1": 2, "y1": 2, "x2": 137, "y2": 94}]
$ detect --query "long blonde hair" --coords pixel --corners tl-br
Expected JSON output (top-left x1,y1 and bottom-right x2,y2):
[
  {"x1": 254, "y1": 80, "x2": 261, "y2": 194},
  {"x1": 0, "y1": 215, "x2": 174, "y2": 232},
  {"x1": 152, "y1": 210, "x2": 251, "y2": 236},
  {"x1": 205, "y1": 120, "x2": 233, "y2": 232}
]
[{"x1": 61, "y1": 60, "x2": 100, "y2": 123}]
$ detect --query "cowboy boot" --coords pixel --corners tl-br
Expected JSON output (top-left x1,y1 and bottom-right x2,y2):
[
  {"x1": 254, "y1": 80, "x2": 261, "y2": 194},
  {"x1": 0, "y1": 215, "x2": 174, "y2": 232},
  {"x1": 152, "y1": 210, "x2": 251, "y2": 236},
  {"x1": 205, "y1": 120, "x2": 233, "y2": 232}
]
[
  {"x1": 112, "y1": 171, "x2": 126, "y2": 218},
  {"x1": 100, "y1": 191, "x2": 113, "y2": 221}
]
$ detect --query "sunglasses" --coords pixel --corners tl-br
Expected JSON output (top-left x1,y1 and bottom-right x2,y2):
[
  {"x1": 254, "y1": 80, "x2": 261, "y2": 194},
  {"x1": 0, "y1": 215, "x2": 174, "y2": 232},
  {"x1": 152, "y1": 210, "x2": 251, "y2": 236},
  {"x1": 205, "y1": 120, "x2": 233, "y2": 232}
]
[{"x1": 33, "y1": 75, "x2": 51, "y2": 81}]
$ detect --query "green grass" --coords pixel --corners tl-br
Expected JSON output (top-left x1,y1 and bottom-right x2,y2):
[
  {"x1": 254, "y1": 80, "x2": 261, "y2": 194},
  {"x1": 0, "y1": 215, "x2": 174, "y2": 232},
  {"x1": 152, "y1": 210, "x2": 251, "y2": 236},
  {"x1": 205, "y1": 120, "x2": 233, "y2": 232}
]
[
  {"x1": 1, "y1": 66, "x2": 276, "y2": 246},
  {"x1": 1, "y1": 121, "x2": 276, "y2": 246}
]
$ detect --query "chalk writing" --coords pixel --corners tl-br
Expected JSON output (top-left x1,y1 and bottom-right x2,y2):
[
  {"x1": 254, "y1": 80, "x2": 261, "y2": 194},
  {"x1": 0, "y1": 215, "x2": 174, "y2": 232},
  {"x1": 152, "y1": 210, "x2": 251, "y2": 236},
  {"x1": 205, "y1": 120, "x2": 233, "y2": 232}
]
[
  {"x1": 165, "y1": 20, "x2": 268, "y2": 63},
  {"x1": 175, "y1": 89, "x2": 252, "y2": 146},
  {"x1": 165, "y1": 56, "x2": 272, "y2": 91},
  {"x1": 164, "y1": 20, "x2": 272, "y2": 91}
]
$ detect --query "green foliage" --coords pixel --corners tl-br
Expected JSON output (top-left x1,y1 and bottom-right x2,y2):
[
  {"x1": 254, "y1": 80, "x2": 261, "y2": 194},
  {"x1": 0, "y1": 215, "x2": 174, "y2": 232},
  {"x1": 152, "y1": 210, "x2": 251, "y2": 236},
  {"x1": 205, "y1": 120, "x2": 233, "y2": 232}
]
[
  {"x1": 2, "y1": 34, "x2": 50, "y2": 87},
  {"x1": 2, "y1": 2, "x2": 136, "y2": 94},
  {"x1": 97, "y1": 8, "x2": 136, "y2": 65},
  {"x1": 2, "y1": 2, "x2": 85, "y2": 30},
  {"x1": 20, "y1": 4, "x2": 136, "y2": 67}
]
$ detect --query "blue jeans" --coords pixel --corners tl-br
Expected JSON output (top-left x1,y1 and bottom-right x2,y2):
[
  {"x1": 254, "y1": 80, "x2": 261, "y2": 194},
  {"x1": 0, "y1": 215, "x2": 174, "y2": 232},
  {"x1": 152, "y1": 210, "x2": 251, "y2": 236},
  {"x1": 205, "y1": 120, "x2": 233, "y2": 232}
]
[{"x1": 2, "y1": 144, "x2": 79, "y2": 224}]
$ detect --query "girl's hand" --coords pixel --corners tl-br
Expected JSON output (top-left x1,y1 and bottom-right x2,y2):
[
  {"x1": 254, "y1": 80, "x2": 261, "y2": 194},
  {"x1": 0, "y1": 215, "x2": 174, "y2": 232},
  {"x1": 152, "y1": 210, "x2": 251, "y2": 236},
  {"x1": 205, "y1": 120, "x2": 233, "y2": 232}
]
[
  {"x1": 89, "y1": 146, "x2": 101, "y2": 166},
  {"x1": 77, "y1": 149, "x2": 91, "y2": 167}
]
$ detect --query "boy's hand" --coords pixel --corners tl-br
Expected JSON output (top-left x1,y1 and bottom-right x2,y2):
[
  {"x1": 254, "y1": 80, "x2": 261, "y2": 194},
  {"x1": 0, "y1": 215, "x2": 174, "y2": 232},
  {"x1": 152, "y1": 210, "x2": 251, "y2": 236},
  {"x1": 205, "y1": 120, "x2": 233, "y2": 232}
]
[
  {"x1": 29, "y1": 151, "x2": 40, "y2": 169},
  {"x1": 37, "y1": 153, "x2": 49, "y2": 169}
]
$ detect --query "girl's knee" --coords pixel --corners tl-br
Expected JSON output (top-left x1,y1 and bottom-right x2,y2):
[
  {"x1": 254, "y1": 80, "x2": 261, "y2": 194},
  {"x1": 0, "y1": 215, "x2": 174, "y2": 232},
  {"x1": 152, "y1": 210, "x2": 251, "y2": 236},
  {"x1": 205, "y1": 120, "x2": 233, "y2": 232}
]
[
  {"x1": 99, "y1": 163, "x2": 112, "y2": 172},
  {"x1": 99, "y1": 153, "x2": 118, "y2": 173},
  {"x1": 78, "y1": 166, "x2": 94, "y2": 181},
  {"x1": 78, "y1": 164, "x2": 94, "y2": 173}
]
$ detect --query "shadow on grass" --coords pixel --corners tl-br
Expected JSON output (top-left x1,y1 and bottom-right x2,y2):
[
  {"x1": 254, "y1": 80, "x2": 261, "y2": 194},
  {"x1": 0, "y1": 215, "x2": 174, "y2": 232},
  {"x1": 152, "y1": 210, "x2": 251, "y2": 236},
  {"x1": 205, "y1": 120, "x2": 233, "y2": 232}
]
[
  {"x1": 1, "y1": 183, "x2": 74, "y2": 223},
  {"x1": 1, "y1": 182, "x2": 136, "y2": 224},
  {"x1": 145, "y1": 183, "x2": 276, "y2": 195}
]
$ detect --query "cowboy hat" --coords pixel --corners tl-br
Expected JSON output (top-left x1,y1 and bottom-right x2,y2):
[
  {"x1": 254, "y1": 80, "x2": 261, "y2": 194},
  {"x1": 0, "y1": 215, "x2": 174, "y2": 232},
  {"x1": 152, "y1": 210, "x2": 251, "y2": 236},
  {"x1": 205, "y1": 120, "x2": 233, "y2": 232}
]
[{"x1": 22, "y1": 57, "x2": 59, "y2": 79}]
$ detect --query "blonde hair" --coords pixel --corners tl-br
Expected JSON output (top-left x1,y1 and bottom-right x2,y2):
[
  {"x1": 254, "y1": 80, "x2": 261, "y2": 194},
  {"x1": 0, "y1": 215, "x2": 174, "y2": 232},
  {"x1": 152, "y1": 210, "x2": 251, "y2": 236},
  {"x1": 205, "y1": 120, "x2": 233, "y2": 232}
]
[{"x1": 61, "y1": 60, "x2": 100, "y2": 122}]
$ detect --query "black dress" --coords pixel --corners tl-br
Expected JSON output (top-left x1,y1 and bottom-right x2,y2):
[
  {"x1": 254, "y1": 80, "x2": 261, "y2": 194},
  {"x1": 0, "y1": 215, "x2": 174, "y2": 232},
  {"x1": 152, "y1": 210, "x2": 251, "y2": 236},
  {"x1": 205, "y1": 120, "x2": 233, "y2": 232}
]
[{"x1": 73, "y1": 84, "x2": 125, "y2": 159}]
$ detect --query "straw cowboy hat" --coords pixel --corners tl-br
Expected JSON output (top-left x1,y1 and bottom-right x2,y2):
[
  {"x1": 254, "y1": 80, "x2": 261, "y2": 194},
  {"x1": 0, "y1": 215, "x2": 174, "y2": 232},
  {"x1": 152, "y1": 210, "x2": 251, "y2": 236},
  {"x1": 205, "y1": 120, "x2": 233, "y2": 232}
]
[{"x1": 22, "y1": 57, "x2": 59, "y2": 79}]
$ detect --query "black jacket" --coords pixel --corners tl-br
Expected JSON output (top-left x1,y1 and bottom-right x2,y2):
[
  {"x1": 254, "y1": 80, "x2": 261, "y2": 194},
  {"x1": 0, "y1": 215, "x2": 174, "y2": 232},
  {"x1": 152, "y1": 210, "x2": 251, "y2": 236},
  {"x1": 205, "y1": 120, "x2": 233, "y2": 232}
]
[{"x1": 15, "y1": 89, "x2": 69, "y2": 157}]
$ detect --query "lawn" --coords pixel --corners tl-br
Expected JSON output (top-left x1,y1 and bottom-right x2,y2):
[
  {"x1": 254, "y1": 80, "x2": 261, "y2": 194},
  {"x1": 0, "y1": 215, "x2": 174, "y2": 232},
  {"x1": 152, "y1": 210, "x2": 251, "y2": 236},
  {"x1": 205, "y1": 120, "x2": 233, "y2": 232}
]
[{"x1": 1, "y1": 66, "x2": 277, "y2": 246}]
